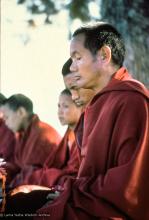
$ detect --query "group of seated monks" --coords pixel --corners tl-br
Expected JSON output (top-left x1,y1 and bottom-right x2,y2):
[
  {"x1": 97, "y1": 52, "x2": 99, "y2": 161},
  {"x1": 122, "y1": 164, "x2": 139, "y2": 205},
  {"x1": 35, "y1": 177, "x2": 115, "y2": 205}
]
[
  {"x1": 0, "y1": 22, "x2": 149, "y2": 220},
  {"x1": 0, "y1": 77, "x2": 92, "y2": 216}
]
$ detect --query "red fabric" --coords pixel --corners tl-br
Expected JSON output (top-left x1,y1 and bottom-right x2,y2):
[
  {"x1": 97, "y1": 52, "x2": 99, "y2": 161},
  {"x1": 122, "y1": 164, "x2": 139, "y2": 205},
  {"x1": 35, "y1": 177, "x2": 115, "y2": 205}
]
[
  {"x1": 7, "y1": 115, "x2": 61, "y2": 188},
  {"x1": 0, "y1": 119, "x2": 15, "y2": 161},
  {"x1": 36, "y1": 68, "x2": 149, "y2": 220},
  {"x1": 21, "y1": 128, "x2": 80, "y2": 187}
]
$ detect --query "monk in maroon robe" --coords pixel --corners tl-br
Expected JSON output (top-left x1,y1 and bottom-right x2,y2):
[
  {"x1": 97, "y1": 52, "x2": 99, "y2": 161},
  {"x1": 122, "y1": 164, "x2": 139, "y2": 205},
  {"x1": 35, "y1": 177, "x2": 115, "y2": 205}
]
[
  {"x1": 36, "y1": 23, "x2": 149, "y2": 220},
  {"x1": 0, "y1": 119, "x2": 15, "y2": 162},
  {"x1": 11, "y1": 89, "x2": 82, "y2": 189},
  {"x1": 4, "y1": 89, "x2": 84, "y2": 215},
  {"x1": 0, "y1": 94, "x2": 14, "y2": 214},
  {"x1": 0, "y1": 94, "x2": 15, "y2": 162},
  {"x1": 2, "y1": 94, "x2": 61, "y2": 188}
]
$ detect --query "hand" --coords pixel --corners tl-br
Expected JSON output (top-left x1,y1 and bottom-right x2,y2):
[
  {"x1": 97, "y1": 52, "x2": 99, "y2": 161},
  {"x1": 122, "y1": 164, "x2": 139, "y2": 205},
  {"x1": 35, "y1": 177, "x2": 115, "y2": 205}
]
[
  {"x1": 0, "y1": 158, "x2": 6, "y2": 176},
  {"x1": 0, "y1": 158, "x2": 6, "y2": 166},
  {"x1": 46, "y1": 190, "x2": 60, "y2": 202},
  {"x1": 46, "y1": 185, "x2": 64, "y2": 201},
  {"x1": 0, "y1": 167, "x2": 7, "y2": 176}
]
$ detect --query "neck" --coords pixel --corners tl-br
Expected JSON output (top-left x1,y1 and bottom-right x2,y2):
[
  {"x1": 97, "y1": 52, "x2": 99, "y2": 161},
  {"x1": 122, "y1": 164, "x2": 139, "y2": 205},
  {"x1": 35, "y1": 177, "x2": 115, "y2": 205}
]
[
  {"x1": 94, "y1": 66, "x2": 119, "y2": 94},
  {"x1": 68, "y1": 123, "x2": 76, "y2": 131}
]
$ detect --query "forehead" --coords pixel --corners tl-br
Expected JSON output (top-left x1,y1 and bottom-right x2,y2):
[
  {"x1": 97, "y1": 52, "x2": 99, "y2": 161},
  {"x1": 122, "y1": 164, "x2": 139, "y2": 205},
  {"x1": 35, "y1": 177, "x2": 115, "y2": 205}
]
[
  {"x1": 70, "y1": 34, "x2": 86, "y2": 57},
  {"x1": 3, "y1": 104, "x2": 15, "y2": 114},
  {"x1": 59, "y1": 94, "x2": 72, "y2": 102}
]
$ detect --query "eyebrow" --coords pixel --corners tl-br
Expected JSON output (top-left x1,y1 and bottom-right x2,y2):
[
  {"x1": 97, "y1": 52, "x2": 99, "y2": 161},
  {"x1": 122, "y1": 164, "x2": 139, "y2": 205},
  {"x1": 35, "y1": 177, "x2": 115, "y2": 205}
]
[
  {"x1": 70, "y1": 50, "x2": 79, "y2": 58},
  {"x1": 69, "y1": 85, "x2": 79, "y2": 91}
]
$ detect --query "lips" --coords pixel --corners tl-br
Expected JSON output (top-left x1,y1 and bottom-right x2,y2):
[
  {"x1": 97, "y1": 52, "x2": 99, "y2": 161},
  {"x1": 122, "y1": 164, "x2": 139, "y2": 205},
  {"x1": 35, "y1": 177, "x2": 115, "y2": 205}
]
[{"x1": 75, "y1": 100, "x2": 83, "y2": 106}]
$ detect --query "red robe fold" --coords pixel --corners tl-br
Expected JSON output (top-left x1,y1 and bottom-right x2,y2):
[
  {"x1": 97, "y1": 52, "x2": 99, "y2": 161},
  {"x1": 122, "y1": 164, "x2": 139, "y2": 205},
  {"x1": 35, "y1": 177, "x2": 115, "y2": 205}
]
[
  {"x1": 20, "y1": 128, "x2": 80, "y2": 187},
  {"x1": 7, "y1": 114, "x2": 61, "y2": 188},
  {"x1": 0, "y1": 119, "x2": 15, "y2": 161},
  {"x1": 37, "y1": 68, "x2": 149, "y2": 220}
]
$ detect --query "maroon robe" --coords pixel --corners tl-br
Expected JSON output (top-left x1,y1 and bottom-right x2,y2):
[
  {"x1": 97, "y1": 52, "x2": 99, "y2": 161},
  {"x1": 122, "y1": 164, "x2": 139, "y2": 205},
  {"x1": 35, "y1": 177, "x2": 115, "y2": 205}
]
[
  {"x1": 7, "y1": 114, "x2": 61, "y2": 188},
  {"x1": 0, "y1": 119, "x2": 15, "y2": 161},
  {"x1": 19, "y1": 128, "x2": 80, "y2": 187},
  {"x1": 36, "y1": 68, "x2": 149, "y2": 220}
]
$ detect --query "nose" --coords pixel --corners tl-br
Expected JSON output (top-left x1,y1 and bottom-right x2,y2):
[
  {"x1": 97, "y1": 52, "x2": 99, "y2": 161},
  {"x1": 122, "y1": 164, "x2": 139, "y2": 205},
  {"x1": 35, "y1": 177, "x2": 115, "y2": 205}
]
[
  {"x1": 58, "y1": 107, "x2": 63, "y2": 116},
  {"x1": 71, "y1": 91, "x2": 79, "y2": 102},
  {"x1": 70, "y1": 60, "x2": 77, "y2": 72}
]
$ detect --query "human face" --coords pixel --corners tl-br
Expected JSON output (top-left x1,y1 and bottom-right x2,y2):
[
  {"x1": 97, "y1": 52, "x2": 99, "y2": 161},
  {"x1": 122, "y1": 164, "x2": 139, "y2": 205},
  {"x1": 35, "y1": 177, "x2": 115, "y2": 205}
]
[
  {"x1": 64, "y1": 74, "x2": 95, "y2": 107},
  {"x1": 70, "y1": 33, "x2": 102, "y2": 90},
  {"x1": 58, "y1": 94, "x2": 81, "y2": 127},
  {"x1": 2, "y1": 105, "x2": 24, "y2": 132}
]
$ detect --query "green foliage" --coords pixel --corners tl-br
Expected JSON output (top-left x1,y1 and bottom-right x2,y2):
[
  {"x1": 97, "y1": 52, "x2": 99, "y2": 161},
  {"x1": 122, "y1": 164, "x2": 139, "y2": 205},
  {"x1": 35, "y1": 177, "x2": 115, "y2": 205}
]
[
  {"x1": 66, "y1": 0, "x2": 91, "y2": 21},
  {"x1": 17, "y1": 0, "x2": 26, "y2": 3},
  {"x1": 16, "y1": 0, "x2": 149, "y2": 85},
  {"x1": 101, "y1": 0, "x2": 149, "y2": 86},
  {"x1": 17, "y1": 0, "x2": 92, "y2": 23}
]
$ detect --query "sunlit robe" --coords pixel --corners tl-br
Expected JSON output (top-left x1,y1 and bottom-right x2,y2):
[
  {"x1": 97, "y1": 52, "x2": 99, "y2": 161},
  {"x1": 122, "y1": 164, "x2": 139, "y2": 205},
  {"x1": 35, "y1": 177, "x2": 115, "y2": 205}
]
[
  {"x1": 7, "y1": 115, "x2": 61, "y2": 188},
  {"x1": 18, "y1": 127, "x2": 80, "y2": 187},
  {"x1": 37, "y1": 68, "x2": 149, "y2": 220}
]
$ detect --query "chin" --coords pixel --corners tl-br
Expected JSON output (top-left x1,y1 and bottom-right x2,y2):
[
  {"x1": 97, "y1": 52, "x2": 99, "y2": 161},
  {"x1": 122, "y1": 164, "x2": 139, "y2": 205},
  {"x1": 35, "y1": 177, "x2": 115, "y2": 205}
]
[{"x1": 60, "y1": 121, "x2": 66, "y2": 126}]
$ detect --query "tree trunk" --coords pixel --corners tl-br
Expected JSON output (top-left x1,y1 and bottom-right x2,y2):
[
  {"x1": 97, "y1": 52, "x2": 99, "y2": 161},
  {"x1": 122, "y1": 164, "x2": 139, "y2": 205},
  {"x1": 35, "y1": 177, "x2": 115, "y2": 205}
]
[{"x1": 100, "y1": 0, "x2": 149, "y2": 87}]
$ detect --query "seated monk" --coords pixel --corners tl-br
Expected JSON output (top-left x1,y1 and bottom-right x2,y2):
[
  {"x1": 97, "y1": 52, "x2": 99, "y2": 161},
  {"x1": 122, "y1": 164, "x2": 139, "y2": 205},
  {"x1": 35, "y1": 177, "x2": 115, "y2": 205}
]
[
  {"x1": 0, "y1": 93, "x2": 15, "y2": 163},
  {"x1": 10, "y1": 88, "x2": 82, "y2": 192},
  {"x1": 3, "y1": 89, "x2": 82, "y2": 213},
  {"x1": 2, "y1": 93, "x2": 61, "y2": 189},
  {"x1": 4, "y1": 65, "x2": 94, "y2": 217},
  {"x1": 36, "y1": 22, "x2": 149, "y2": 220}
]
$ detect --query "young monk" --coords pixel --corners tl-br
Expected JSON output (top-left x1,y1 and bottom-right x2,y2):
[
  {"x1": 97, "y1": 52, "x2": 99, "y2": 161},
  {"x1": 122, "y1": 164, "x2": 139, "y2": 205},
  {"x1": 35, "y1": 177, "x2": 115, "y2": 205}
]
[
  {"x1": 4, "y1": 89, "x2": 82, "y2": 215},
  {"x1": 62, "y1": 58, "x2": 95, "y2": 108},
  {"x1": 11, "y1": 88, "x2": 82, "y2": 188},
  {"x1": 37, "y1": 22, "x2": 149, "y2": 220},
  {"x1": 2, "y1": 94, "x2": 61, "y2": 188},
  {"x1": 4, "y1": 72, "x2": 95, "y2": 216}
]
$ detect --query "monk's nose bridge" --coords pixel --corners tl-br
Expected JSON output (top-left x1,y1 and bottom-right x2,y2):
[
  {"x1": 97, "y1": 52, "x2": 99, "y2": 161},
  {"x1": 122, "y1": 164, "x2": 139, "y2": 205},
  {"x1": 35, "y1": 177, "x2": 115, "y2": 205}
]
[{"x1": 70, "y1": 60, "x2": 77, "y2": 72}]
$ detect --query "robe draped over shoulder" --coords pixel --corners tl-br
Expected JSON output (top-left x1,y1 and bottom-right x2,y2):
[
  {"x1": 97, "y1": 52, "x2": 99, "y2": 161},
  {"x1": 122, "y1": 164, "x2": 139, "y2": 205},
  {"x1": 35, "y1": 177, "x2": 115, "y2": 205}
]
[
  {"x1": 36, "y1": 68, "x2": 149, "y2": 220},
  {"x1": 20, "y1": 128, "x2": 80, "y2": 187},
  {"x1": 0, "y1": 119, "x2": 15, "y2": 161},
  {"x1": 7, "y1": 115, "x2": 61, "y2": 188}
]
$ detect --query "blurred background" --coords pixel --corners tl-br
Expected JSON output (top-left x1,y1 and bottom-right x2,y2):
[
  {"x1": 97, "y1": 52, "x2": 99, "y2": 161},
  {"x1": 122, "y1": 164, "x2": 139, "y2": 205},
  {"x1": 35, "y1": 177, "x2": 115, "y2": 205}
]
[{"x1": 1, "y1": 0, "x2": 149, "y2": 135}]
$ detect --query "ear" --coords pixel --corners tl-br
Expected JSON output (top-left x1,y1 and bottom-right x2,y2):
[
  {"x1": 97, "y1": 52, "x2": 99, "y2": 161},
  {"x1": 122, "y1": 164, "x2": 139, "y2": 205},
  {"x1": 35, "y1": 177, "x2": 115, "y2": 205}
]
[
  {"x1": 98, "y1": 46, "x2": 111, "y2": 64},
  {"x1": 17, "y1": 107, "x2": 27, "y2": 117}
]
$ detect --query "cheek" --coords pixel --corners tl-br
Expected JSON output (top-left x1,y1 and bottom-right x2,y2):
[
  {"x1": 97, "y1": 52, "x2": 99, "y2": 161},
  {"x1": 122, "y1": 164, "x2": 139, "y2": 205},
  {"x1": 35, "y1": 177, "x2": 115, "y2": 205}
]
[
  {"x1": 61, "y1": 110, "x2": 70, "y2": 121},
  {"x1": 76, "y1": 77, "x2": 90, "y2": 89},
  {"x1": 12, "y1": 118, "x2": 20, "y2": 129}
]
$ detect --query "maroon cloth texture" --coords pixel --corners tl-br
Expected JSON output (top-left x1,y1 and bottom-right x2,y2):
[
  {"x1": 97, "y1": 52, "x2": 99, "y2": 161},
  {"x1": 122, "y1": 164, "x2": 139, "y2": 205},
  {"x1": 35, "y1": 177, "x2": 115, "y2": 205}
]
[
  {"x1": 0, "y1": 119, "x2": 15, "y2": 161},
  {"x1": 7, "y1": 115, "x2": 61, "y2": 188},
  {"x1": 20, "y1": 128, "x2": 80, "y2": 187},
  {"x1": 36, "y1": 68, "x2": 149, "y2": 220}
]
